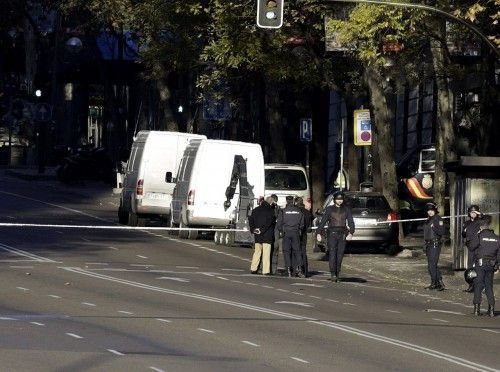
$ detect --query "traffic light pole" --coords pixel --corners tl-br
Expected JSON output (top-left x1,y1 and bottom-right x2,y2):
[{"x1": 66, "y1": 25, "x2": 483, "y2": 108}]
[{"x1": 321, "y1": 0, "x2": 500, "y2": 59}]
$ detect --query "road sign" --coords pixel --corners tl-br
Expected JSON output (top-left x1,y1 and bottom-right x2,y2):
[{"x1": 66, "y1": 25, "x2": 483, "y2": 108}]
[
  {"x1": 34, "y1": 103, "x2": 53, "y2": 123},
  {"x1": 300, "y1": 118, "x2": 312, "y2": 142},
  {"x1": 354, "y1": 109, "x2": 372, "y2": 146}
]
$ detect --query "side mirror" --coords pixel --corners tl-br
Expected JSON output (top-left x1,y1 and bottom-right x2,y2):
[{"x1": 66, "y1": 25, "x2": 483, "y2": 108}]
[{"x1": 165, "y1": 171, "x2": 173, "y2": 183}]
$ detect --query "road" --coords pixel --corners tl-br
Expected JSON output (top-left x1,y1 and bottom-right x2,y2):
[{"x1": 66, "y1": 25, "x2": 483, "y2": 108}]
[{"x1": 0, "y1": 174, "x2": 499, "y2": 372}]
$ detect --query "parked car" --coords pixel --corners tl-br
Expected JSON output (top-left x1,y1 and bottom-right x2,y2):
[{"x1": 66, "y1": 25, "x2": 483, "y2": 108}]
[
  {"x1": 313, "y1": 191, "x2": 399, "y2": 254},
  {"x1": 264, "y1": 163, "x2": 311, "y2": 208},
  {"x1": 118, "y1": 130, "x2": 206, "y2": 226}
]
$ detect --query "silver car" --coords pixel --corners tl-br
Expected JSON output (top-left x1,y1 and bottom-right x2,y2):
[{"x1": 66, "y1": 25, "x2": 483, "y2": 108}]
[{"x1": 313, "y1": 191, "x2": 399, "y2": 254}]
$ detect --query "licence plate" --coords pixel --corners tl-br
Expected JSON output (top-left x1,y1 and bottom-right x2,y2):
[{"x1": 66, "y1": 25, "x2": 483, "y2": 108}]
[
  {"x1": 146, "y1": 193, "x2": 168, "y2": 200},
  {"x1": 355, "y1": 218, "x2": 378, "y2": 226}
]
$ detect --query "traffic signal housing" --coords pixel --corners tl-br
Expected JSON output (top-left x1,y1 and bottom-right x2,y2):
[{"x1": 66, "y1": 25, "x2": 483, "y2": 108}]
[{"x1": 257, "y1": 0, "x2": 284, "y2": 29}]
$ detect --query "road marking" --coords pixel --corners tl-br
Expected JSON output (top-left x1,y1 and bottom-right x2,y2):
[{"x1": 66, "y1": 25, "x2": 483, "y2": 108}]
[
  {"x1": 343, "y1": 303, "x2": 357, "y2": 306},
  {"x1": 197, "y1": 328, "x2": 215, "y2": 334},
  {"x1": 85, "y1": 262, "x2": 108, "y2": 266},
  {"x1": 16, "y1": 287, "x2": 30, "y2": 291},
  {"x1": 221, "y1": 268, "x2": 245, "y2": 272},
  {"x1": 277, "y1": 289, "x2": 289, "y2": 292},
  {"x1": 82, "y1": 302, "x2": 96, "y2": 307},
  {"x1": 66, "y1": 333, "x2": 83, "y2": 339},
  {"x1": 156, "y1": 318, "x2": 172, "y2": 323},
  {"x1": 216, "y1": 276, "x2": 229, "y2": 281},
  {"x1": 81, "y1": 237, "x2": 91, "y2": 242},
  {"x1": 246, "y1": 282, "x2": 258, "y2": 286},
  {"x1": 118, "y1": 311, "x2": 134, "y2": 315},
  {"x1": 242, "y1": 341, "x2": 260, "y2": 347},
  {"x1": 291, "y1": 283, "x2": 324, "y2": 288},
  {"x1": 326, "y1": 299, "x2": 339, "y2": 303},
  {"x1": 150, "y1": 367, "x2": 166, "y2": 372},
  {"x1": 432, "y1": 318, "x2": 450, "y2": 323},
  {"x1": 130, "y1": 264, "x2": 152, "y2": 267},
  {"x1": 292, "y1": 292, "x2": 304, "y2": 296},
  {"x1": 291, "y1": 357, "x2": 310, "y2": 364},
  {"x1": 482, "y1": 329, "x2": 500, "y2": 334},
  {"x1": 137, "y1": 255, "x2": 148, "y2": 259},
  {"x1": 64, "y1": 267, "x2": 499, "y2": 372},
  {"x1": 386, "y1": 310, "x2": 402, "y2": 314},
  {"x1": 30, "y1": 322, "x2": 45, "y2": 326},
  {"x1": 275, "y1": 301, "x2": 313, "y2": 308},
  {"x1": 262, "y1": 285, "x2": 274, "y2": 289},
  {"x1": 107, "y1": 349, "x2": 125, "y2": 356},
  {"x1": 0, "y1": 243, "x2": 55, "y2": 263},
  {"x1": 49, "y1": 295, "x2": 61, "y2": 299},
  {"x1": 9, "y1": 265, "x2": 34, "y2": 269},
  {"x1": 309, "y1": 295, "x2": 322, "y2": 299},
  {"x1": 157, "y1": 277, "x2": 190, "y2": 283},
  {"x1": 0, "y1": 317, "x2": 16, "y2": 320},
  {"x1": 108, "y1": 246, "x2": 119, "y2": 250},
  {"x1": 176, "y1": 266, "x2": 199, "y2": 269},
  {"x1": 426, "y1": 309, "x2": 465, "y2": 315}
]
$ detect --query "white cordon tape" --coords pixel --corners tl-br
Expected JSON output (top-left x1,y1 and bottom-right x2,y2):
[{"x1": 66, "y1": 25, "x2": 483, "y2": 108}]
[
  {"x1": 0, "y1": 223, "x2": 247, "y2": 232},
  {"x1": 375, "y1": 211, "x2": 500, "y2": 225}
]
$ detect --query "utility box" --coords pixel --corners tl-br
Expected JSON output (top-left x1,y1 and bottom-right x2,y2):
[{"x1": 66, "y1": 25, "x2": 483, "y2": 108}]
[{"x1": 446, "y1": 157, "x2": 500, "y2": 270}]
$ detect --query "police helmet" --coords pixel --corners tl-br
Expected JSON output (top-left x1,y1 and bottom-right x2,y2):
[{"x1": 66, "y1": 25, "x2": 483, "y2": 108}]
[
  {"x1": 464, "y1": 268, "x2": 477, "y2": 285},
  {"x1": 425, "y1": 202, "x2": 438, "y2": 212},
  {"x1": 333, "y1": 191, "x2": 345, "y2": 200},
  {"x1": 467, "y1": 205, "x2": 481, "y2": 214},
  {"x1": 479, "y1": 215, "x2": 492, "y2": 229}
]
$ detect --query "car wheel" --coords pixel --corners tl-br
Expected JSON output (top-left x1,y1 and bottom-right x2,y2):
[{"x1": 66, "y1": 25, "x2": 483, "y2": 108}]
[
  {"x1": 225, "y1": 232, "x2": 235, "y2": 246},
  {"x1": 386, "y1": 244, "x2": 401, "y2": 256},
  {"x1": 188, "y1": 228, "x2": 198, "y2": 240},
  {"x1": 214, "y1": 231, "x2": 220, "y2": 245}
]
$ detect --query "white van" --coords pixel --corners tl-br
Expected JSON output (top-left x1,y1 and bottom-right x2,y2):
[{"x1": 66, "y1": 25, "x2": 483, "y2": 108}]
[
  {"x1": 170, "y1": 139, "x2": 265, "y2": 239},
  {"x1": 264, "y1": 164, "x2": 310, "y2": 208},
  {"x1": 118, "y1": 131, "x2": 206, "y2": 226}
]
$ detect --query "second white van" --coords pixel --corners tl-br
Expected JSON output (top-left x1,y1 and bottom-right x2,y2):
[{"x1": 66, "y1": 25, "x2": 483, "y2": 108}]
[{"x1": 264, "y1": 163, "x2": 311, "y2": 208}]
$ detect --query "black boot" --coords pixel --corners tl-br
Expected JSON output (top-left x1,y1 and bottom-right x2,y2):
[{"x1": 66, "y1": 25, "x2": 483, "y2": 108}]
[
  {"x1": 435, "y1": 280, "x2": 445, "y2": 291},
  {"x1": 296, "y1": 267, "x2": 305, "y2": 278},
  {"x1": 487, "y1": 305, "x2": 495, "y2": 317},
  {"x1": 473, "y1": 304, "x2": 481, "y2": 316},
  {"x1": 287, "y1": 267, "x2": 293, "y2": 278},
  {"x1": 425, "y1": 282, "x2": 437, "y2": 290}
]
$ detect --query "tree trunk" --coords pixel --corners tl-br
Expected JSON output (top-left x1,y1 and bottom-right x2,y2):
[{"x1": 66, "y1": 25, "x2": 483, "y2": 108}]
[
  {"x1": 430, "y1": 22, "x2": 456, "y2": 215},
  {"x1": 265, "y1": 81, "x2": 286, "y2": 162},
  {"x1": 364, "y1": 65, "x2": 399, "y2": 212}
]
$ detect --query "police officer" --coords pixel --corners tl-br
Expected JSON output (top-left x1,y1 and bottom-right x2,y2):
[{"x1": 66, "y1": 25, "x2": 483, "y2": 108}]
[
  {"x1": 295, "y1": 196, "x2": 313, "y2": 277},
  {"x1": 462, "y1": 205, "x2": 482, "y2": 292},
  {"x1": 472, "y1": 215, "x2": 499, "y2": 317},
  {"x1": 423, "y1": 202, "x2": 446, "y2": 291},
  {"x1": 316, "y1": 191, "x2": 355, "y2": 282},
  {"x1": 269, "y1": 194, "x2": 281, "y2": 275},
  {"x1": 277, "y1": 195, "x2": 305, "y2": 277}
]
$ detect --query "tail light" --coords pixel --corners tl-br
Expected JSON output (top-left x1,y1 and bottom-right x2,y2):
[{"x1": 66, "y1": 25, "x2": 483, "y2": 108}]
[
  {"x1": 188, "y1": 190, "x2": 195, "y2": 206},
  {"x1": 136, "y1": 179, "x2": 144, "y2": 196},
  {"x1": 387, "y1": 212, "x2": 398, "y2": 221}
]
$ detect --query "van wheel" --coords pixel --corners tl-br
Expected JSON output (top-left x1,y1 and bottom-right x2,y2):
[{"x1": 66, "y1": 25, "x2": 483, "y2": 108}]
[
  {"x1": 214, "y1": 231, "x2": 220, "y2": 245},
  {"x1": 179, "y1": 221, "x2": 189, "y2": 239},
  {"x1": 188, "y1": 229, "x2": 198, "y2": 240},
  {"x1": 225, "y1": 232, "x2": 234, "y2": 246},
  {"x1": 169, "y1": 213, "x2": 178, "y2": 235},
  {"x1": 118, "y1": 208, "x2": 128, "y2": 225},
  {"x1": 219, "y1": 232, "x2": 227, "y2": 245}
]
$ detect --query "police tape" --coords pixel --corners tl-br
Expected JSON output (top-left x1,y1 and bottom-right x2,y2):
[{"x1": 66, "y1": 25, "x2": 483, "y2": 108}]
[
  {"x1": 374, "y1": 211, "x2": 500, "y2": 225},
  {"x1": 0, "y1": 223, "x2": 248, "y2": 232}
]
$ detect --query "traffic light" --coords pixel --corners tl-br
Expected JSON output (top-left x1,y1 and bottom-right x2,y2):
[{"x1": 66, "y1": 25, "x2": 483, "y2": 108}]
[{"x1": 256, "y1": 0, "x2": 284, "y2": 29}]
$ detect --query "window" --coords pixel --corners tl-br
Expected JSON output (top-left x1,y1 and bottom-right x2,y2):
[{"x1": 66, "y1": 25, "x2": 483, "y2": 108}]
[
  {"x1": 265, "y1": 169, "x2": 307, "y2": 191},
  {"x1": 346, "y1": 196, "x2": 389, "y2": 210}
]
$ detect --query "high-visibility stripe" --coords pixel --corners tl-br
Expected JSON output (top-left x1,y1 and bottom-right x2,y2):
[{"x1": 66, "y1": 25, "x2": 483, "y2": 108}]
[{"x1": 406, "y1": 178, "x2": 432, "y2": 200}]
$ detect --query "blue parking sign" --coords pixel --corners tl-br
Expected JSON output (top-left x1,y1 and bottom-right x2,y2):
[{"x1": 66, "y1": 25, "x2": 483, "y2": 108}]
[{"x1": 300, "y1": 118, "x2": 312, "y2": 142}]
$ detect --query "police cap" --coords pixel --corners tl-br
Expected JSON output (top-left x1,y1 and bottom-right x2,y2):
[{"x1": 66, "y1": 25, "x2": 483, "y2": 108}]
[
  {"x1": 467, "y1": 205, "x2": 481, "y2": 214},
  {"x1": 425, "y1": 202, "x2": 438, "y2": 212},
  {"x1": 333, "y1": 191, "x2": 345, "y2": 200}
]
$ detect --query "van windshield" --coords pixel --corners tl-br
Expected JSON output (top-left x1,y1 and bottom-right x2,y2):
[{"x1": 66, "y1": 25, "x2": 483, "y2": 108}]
[{"x1": 265, "y1": 169, "x2": 307, "y2": 191}]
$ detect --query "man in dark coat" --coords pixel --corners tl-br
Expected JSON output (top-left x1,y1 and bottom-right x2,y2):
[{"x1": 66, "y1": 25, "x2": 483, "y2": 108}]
[
  {"x1": 462, "y1": 205, "x2": 482, "y2": 292},
  {"x1": 248, "y1": 197, "x2": 276, "y2": 275},
  {"x1": 295, "y1": 196, "x2": 313, "y2": 277}
]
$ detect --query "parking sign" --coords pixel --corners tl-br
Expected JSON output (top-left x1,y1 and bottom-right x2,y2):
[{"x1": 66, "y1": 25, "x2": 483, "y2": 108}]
[
  {"x1": 300, "y1": 118, "x2": 312, "y2": 142},
  {"x1": 354, "y1": 109, "x2": 372, "y2": 146}
]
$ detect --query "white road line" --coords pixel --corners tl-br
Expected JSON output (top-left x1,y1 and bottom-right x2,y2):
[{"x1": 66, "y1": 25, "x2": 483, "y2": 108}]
[
  {"x1": 0, "y1": 243, "x2": 55, "y2": 263},
  {"x1": 130, "y1": 264, "x2": 152, "y2": 267},
  {"x1": 262, "y1": 285, "x2": 274, "y2": 289},
  {"x1": 309, "y1": 295, "x2": 322, "y2": 299},
  {"x1": 426, "y1": 309, "x2": 465, "y2": 315},
  {"x1": 85, "y1": 262, "x2": 108, "y2": 266},
  {"x1": 233, "y1": 280, "x2": 244, "y2": 283},
  {"x1": 246, "y1": 282, "x2": 258, "y2": 286},
  {"x1": 0, "y1": 317, "x2": 16, "y2": 320},
  {"x1": 432, "y1": 319, "x2": 450, "y2": 323},
  {"x1": 9, "y1": 266, "x2": 34, "y2": 269},
  {"x1": 157, "y1": 277, "x2": 190, "y2": 283},
  {"x1": 108, "y1": 246, "x2": 119, "y2": 250},
  {"x1": 221, "y1": 268, "x2": 245, "y2": 272},
  {"x1": 176, "y1": 266, "x2": 199, "y2": 269},
  {"x1": 482, "y1": 329, "x2": 500, "y2": 334},
  {"x1": 291, "y1": 357, "x2": 310, "y2": 364},
  {"x1": 82, "y1": 302, "x2": 96, "y2": 307},
  {"x1": 326, "y1": 299, "x2": 339, "y2": 303},
  {"x1": 16, "y1": 287, "x2": 30, "y2": 291},
  {"x1": 291, "y1": 283, "x2": 324, "y2": 288},
  {"x1": 275, "y1": 301, "x2": 314, "y2": 308},
  {"x1": 81, "y1": 238, "x2": 91, "y2": 242},
  {"x1": 48, "y1": 295, "x2": 61, "y2": 299},
  {"x1": 277, "y1": 289, "x2": 289, "y2": 292},
  {"x1": 216, "y1": 276, "x2": 229, "y2": 281},
  {"x1": 30, "y1": 322, "x2": 45, "y2": 326},
  {"x1": 156, "y1": 318, "x2": 172, "y2": 323},
  {"x1": 136, "y1": 255, "x2": 148, "y2": 259},
  {"x1": 64, "y1": 267, "x2": 499, "y2": 372},
  {"x1": 386, "y1": 310, "x2": 402, "y2": 314},
  {"x1": 242, "y1": 341, "x2": 260, "y2": 347},
  {"x1": 150, "y1": 367, "x2": 166, "y2": 372},
  {"x1": 66, "y1": 333, "x2": 83, "y2": 339},
  {"x1": 118, "y1": 311, "x2": 134, "y2": 315},
  {"x1": 292, "y1": 292, "x2": 304, "y2": 296},
  {"x1": 343, "y1": 303, "x2": 357, "y2": 306},
  {"x1": 197, "y1": 328, "x2": 215, "y2": 334},
  {"x1": 107, "y1": 349, "x2": 125, "y2": 356}
]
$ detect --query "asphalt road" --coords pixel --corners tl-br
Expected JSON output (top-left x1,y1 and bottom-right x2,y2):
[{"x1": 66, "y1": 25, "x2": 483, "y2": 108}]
[{"x1": 0, "y1": 174, "x2": 499, "y2": 372}]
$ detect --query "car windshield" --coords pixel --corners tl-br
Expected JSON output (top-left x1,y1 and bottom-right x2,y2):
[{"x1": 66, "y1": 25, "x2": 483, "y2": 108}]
[
  {"x1": 265, "y1": 169, "x2": 307, "y2": 190},
  {"x1": 325, "y1": 195, "x2": 389, "y2": 210}
]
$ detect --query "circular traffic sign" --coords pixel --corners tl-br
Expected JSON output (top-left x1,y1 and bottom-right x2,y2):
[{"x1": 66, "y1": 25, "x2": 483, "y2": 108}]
[{"x1": 360, "y1": 131, "x2": 371, "y2": 142}]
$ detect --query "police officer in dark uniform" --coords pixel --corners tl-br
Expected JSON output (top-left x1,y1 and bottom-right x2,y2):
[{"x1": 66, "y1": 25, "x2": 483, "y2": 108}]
[
  {"x1": 277, "y1": 195, "x2": 305, "y2": 277},
  {"x1": 269, "y1": 194, "x2": 282, "y2": 275},
  {"x1": 462, "y1": 205, "x2": 482, "y2": 292},
  {"x1": 423, "y1": 202, "x2": 446, "y2": 291},
  {"x1": 316, "y1": 191, "x2": 355, "y2": 282},
  {"x1": 472, "y1": 215, "x2": 500, "y2": 317},
  {"x1": 295, "y1": 196, "x2": 313, "y2": 277}
]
